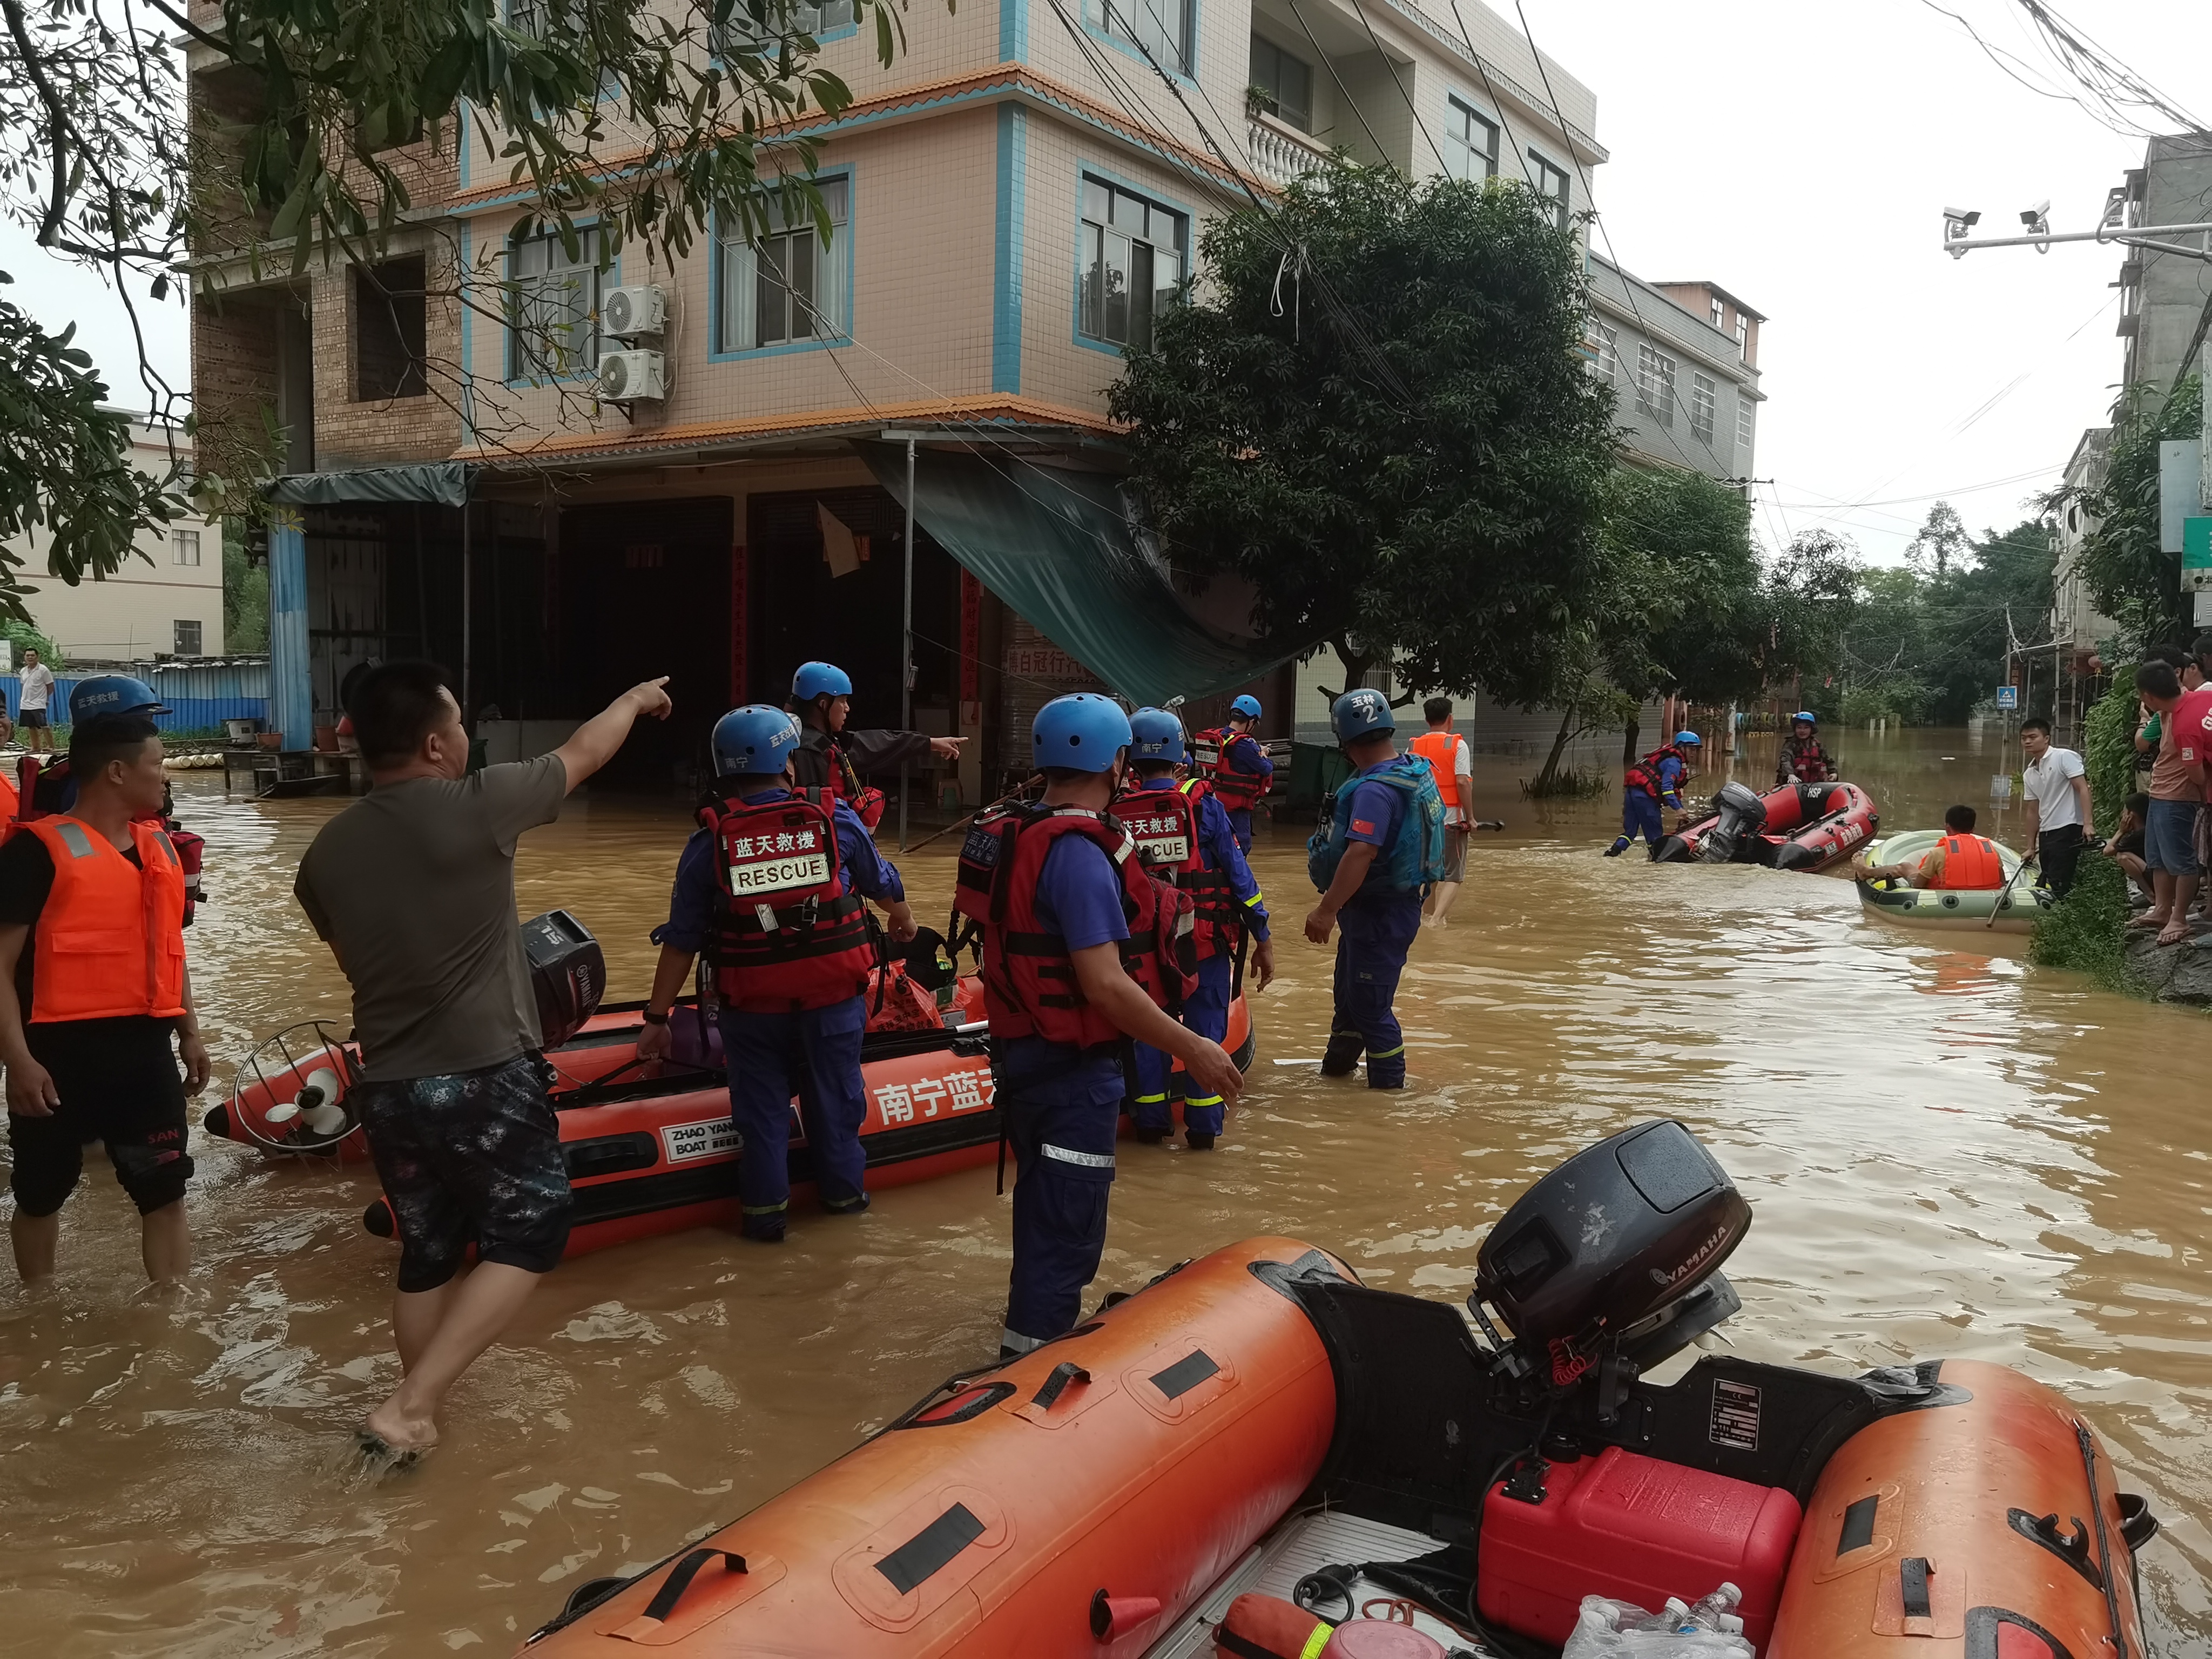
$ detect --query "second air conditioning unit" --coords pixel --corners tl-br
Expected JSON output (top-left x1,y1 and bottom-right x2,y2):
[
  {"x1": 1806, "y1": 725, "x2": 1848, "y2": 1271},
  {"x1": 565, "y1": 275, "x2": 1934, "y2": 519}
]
[
  {"x1": 597, "y1": 348, "x2": 666, "y2": 402},
  {"x1": 602, "y1": 283, "x2": 667, "y2": 339}
]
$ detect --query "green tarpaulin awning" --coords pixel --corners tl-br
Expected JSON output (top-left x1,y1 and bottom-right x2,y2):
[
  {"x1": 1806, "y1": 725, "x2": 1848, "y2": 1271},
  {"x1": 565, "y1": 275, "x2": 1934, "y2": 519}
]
[
  {"x1": 266, "y1": 462, "x2": 471, "y2": 507},
  {"x1": 857, "y1": 441, "x2": 1312, "y2": 706}
]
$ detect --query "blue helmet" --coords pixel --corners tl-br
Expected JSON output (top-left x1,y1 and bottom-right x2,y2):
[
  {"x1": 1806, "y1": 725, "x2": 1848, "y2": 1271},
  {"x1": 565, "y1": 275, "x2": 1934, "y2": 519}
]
[
  {"x1": 1674, "y1": 730, "x2": 1702, "y2": 746},
  {"x1": 1128, "y1": 706, "x2": 1186, "y2": 765},
  {"x1": 1033, "y1": 693, "x2": 1131, "y2": 772},
  {"x1": 1229, "y1": 694, "x2": 1263, "y2": 720},
  {"x1": 70, "y1": 675, "x2": 167, "y2": 723},
  {"x1": 711, "y1": 705, "x2": 804, "y2": 778},
  {"x1": 1330, "y1": 687, "x2": 1395, "y2": 744},
  {"x1": 1791, "y1": 710, "x2": 1817, "y2": 727},
  {"x1": 792, "y1": 662, "x2": 853, "y2": 702}
]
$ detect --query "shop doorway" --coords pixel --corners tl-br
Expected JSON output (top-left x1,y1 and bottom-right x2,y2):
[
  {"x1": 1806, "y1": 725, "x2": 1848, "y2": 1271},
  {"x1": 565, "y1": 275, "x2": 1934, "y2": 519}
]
[
  {"x1": 559, "y1": 496, "x2": 733, "y2": 787},
  {"x1": 747, "y1": 488, "x2": 961, "y2": 737}
]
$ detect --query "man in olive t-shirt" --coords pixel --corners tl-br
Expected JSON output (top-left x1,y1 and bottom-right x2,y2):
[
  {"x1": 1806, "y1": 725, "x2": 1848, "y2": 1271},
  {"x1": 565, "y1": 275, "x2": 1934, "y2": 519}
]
[{"x1": 295, "y1": 660, "x2": 671, "y2": 1461}]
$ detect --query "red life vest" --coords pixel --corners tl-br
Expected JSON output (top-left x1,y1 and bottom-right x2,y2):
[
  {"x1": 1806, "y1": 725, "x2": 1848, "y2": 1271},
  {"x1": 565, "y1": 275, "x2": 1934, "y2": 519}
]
[
  {"x1": 797, "y1": 729, "x2": 887, "y2": 831},
  {"x1": 1112, "y1": 778, "x2": 1238, "y2": 961},
  {"x1": 1924, "y1": 833, "x2": 2004, "y2": 890},
  {"x1": 21, "y1": 816, "x2": 187, "y2": 1023},
  {"x1": 700, "y1": 787, "x2": 877, "y2": 1012},
  {"x1": 1624, "y1": 744, "x2": 1685, "y2": 798},
  {"x1": 1781, "y1": 738, "x2": 1832, "y2": 784},
  {"x1": 1191, "y1": 726, "x2": 1270, "y2": 811},
  {"x1": 955, "y1": 802, "x2": 1196, "y2": 1050}
]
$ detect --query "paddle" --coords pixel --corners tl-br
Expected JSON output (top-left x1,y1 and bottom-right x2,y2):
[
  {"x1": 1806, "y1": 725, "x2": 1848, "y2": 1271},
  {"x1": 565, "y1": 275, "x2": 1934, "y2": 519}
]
[{"x1": 1986, "y1": 845, "x2": 2038, "y2": 929}]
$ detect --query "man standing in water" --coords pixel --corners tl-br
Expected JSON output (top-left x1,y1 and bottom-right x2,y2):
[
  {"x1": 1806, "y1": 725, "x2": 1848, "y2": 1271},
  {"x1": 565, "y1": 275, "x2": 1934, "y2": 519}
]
[
  {"x1": 294, "y1": 662, "x2": 672, "y2": 1459},
  {"x1": 1306, "y1": 690, "x2": 1444, "y2": 1090},
  {"x1": 2019, "y1": 717, "x2": 2090, "y2": 899},
  {"x1": 0, "y1": 702, "x2": 208, "y2": 1286},
  {"x1": 1410, "y1": 697, "x2": 1473, "y2": 924}
]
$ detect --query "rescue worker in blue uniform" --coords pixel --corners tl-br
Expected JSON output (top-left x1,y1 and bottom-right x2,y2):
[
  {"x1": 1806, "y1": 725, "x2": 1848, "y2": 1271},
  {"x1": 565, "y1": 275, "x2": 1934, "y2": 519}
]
[
  {"x1": 1608, "y1": 731, "x2": 1702, "y2": 857},
  {"x1": 1191, "y1": 694, "x2": 1273, "y2": 852},
  {"x1": 1306, "y1": 690, "x2": 1445, "y2": 1091},
  {"x1": 955, "y1": 694, "x2": 1242, "y2": 1358},
  {"x1": 787, "y1": 660, "x2": 964, "y2": 830},
  {"x1": 636, "y1": 706, "x2": 916, "y2": 1242},
  {"x1": 1114, "y1": 707, "x2": 1275, "y2": 1150}
]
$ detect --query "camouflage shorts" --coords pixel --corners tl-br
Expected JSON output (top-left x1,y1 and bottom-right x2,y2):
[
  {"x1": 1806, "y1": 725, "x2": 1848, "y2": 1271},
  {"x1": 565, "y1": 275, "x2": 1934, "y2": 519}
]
[{"x1": 355, "y1": 1054, "x2": 571, "y2": 1291}]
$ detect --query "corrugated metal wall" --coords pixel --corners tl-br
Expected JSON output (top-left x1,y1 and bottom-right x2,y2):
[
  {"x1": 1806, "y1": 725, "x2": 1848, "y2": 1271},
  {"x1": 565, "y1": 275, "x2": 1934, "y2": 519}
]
[{"x1": 2, "y1": 662, "x2": 271, "y2": 733}]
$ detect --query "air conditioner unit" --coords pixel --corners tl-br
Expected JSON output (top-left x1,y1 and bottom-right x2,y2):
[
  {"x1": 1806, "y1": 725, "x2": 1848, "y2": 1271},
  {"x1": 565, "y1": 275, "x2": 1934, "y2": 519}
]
[
  {"x1": 597, "y1": 348, "x2": 666, "y2": 402},
  {"x1": 602, "y1": 284, "x2": 667, "y2": 339}
]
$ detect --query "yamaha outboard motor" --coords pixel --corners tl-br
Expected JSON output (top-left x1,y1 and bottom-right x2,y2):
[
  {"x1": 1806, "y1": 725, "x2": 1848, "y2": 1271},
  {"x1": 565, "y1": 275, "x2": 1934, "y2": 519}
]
[
  {"x1": 1470, "y1": 1120, "x2": 1752, "y2": 1420},
  {"x1": 1697, "y1": 780, "x2": 1768, "y2": 864},
  {"x1": 523, "y1": 909, "x2": 605, "y2": 1048}
]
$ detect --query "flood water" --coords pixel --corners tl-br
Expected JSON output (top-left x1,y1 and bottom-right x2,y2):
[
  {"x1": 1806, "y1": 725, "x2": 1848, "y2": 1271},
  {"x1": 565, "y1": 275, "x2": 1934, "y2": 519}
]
[{"x1": 2, "y1": 724, "x2": 2207, "y2": 1656}]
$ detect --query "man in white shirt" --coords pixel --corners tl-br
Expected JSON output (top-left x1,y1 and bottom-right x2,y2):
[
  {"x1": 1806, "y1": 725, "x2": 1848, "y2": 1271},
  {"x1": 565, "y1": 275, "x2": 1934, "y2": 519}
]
[
  {"x1": 2020, "y1": 716, "x2": 2091, "y2": 897},
  {"x1": 17, "y1": 650, "x2": 55, "y2": 754}
]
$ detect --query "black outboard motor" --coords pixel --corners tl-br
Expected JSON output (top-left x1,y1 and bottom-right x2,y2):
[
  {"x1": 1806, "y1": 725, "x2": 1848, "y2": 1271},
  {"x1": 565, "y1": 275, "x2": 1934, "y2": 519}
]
[
  {"x1": 523, "y1": 909, "x2": 605, "y2": 1048},
  {"x1": 1697, "y1": 780, "x2": 1768, "y2": 864},
  {"x1": 1470, "y1": 1120, "x2": 1752, "y2": 1420}
]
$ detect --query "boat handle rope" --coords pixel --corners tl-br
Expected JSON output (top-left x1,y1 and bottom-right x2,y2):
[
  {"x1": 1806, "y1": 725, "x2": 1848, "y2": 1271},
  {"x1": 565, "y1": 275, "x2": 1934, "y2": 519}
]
[
  {"x1": 1899, "y1": 1556, "x2": 1933, "y2": 1622},
  {"x1": 638, "y1": 1549, "x2": 746, "y2": 1624},
  {"x1": 1030, "y1": 1362, "x2": 1090, "y2": 1410}
]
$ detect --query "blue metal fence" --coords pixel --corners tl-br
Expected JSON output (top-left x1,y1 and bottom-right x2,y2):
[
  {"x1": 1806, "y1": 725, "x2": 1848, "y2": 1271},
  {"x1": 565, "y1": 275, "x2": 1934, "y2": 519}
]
[{"x1": 1, "y1": 660, "x2": 271, "y2": 733}]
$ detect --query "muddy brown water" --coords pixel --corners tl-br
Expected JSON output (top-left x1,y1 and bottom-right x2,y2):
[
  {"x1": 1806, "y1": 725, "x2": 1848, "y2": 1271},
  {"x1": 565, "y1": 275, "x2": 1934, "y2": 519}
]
[{"x1": 1, "y1": 725, "x2": 2206, "y2": 1656}]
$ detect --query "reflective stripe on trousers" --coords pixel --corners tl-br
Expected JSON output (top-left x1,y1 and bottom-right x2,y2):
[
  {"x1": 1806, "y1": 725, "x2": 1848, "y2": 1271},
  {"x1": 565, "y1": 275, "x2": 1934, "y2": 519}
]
[{"x1": 1002, "y1": 1054, "x2": 1122, "y2": 1346}]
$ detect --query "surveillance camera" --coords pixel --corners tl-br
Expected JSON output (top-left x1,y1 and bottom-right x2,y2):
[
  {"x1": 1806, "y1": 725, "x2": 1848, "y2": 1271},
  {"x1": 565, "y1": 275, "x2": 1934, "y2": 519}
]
[
  {"x1": 1942, "y1": 207, "x2": 1981, "y2": 227},
  {"x1": 2020, "y1": 199, "x2": 2050, "y2": 231}
]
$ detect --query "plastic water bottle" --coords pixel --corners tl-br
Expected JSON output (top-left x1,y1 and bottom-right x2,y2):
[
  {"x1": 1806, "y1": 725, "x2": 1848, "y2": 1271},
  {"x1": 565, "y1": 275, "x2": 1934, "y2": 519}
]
[{"x1": 1681, "y1": 1584, "x2": 1742, "y2": 1633}]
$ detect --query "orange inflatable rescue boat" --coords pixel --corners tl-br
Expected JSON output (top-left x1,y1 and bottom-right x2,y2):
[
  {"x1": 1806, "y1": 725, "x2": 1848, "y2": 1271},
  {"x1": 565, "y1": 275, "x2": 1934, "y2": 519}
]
[
  {"x1": 516, "y1": 1122, "x2": 2159, "y2": 1659},
  {"x1": 205, "y1": 913, "x2": 1256, "y2": 1259}
]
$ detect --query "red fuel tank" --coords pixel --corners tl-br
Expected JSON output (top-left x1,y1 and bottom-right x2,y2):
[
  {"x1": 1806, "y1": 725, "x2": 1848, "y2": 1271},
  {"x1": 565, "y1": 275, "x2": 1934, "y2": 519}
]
[{"x1": 1476, "y1": 1445, "x2": 1802, "y2": 1649}]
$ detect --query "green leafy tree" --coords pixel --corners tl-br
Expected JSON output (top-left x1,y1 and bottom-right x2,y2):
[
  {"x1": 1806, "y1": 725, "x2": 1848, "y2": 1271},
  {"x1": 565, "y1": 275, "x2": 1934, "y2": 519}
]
[
  {"x1": 1904, "y1": 499, "x2": 1969, "y2": 579},
  {"x1": 2, "y1": 0, "x2": 915, "y2": 617},
  {"x1": 0, "y1": 284, "x2": 177, "y2": 625},
  {"x1": 222, "y1": 522, "x2": 268, "y2": 652},
  {"x1": 2070, "y1": 375, "x2": 2203, "y2": 650},
  {"x1": 1109, "y1": 161, "x2": 1617, "y2": 705}
]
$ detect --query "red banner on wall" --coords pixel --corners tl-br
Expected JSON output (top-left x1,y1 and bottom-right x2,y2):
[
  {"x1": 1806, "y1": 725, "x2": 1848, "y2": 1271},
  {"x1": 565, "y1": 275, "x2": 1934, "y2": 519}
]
[{"x1": 959, "y1": 568, "x2": 981, "y2": 703}]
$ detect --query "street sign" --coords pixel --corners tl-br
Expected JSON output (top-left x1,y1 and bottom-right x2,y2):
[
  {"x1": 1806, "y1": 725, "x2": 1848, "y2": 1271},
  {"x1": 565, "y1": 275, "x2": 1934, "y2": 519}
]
[{"x1": 1996, "y1": 685, "x2": 2019, "y2": 710}]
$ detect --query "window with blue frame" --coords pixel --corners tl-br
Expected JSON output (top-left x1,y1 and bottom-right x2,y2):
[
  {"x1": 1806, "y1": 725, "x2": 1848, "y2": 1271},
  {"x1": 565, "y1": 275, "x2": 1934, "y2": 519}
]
[
  {"x1": 1079, "y1": 177, "x2": 1185, "y2": 351},
  {"x1": 507, "y1": 225, "x2": 603, "y2": 381},
  {"x1": 717, "y1": 177, "x2": 851, "y2": 350},
  {"x1": 1083, "y1": 0, "x2": 1191, "y2": 75}
]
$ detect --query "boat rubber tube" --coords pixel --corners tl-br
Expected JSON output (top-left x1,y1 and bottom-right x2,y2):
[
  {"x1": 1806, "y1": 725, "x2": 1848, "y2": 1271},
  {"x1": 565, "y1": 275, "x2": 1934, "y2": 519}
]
[
  {"x1": 1656, "y1": 781, "x2": 1878, "y2": 871},
  {"x1": 1855, "y1": 831, "x2": 2049, "y2": 935},
  {"x1": 521, "y1": 1237, "x2": 1351, "y2": 1656},
  {"x1": 1766, "y1": 1359, "x2": 2152, "y2": 1659}
]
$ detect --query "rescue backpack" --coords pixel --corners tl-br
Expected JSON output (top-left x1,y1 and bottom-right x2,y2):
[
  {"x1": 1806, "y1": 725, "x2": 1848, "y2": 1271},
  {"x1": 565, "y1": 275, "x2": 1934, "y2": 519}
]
[{"x1": 1307, "y1": 754, "x2": 1448, "y2": 894}]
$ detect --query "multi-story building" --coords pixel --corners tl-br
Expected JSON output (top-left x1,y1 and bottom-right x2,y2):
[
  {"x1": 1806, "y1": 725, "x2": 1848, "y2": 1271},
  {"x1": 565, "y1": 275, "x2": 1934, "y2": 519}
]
[
  {"x1": 185, "y1": 0, "x2": 1748, "y2": 798},
  {"x1": 2115, "y1": 136, "x2": 2212, "y2": 401},
  {"x1": 0, "y1": 417, "x2": 224, "y2": 666}
]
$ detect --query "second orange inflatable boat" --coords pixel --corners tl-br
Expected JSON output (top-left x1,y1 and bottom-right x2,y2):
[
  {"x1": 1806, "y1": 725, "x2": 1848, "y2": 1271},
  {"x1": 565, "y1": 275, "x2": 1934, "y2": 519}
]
[{"x1": 517, "y1": 1123, "x2": 2160, "y2": 1659}]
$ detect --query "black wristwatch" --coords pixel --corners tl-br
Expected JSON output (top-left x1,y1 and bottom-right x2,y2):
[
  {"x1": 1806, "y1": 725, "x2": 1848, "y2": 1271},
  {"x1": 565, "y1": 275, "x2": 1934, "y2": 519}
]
[{"x1": 642, "y1": 1008, "x2": 670, "y2": 1026}]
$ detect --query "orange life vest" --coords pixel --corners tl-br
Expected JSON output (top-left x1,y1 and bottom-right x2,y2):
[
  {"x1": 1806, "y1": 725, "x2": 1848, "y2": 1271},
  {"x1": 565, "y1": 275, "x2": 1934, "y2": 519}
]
[
  {"x1": 22, "y1": 816, "x2": 187, "y2": 1022},
  {"x1": 1923, "y1": 833, "x2": 2004, "y2": 891},
  {"x1": 1408, "y1": 729, "x2": 1465, "y2": 812}
]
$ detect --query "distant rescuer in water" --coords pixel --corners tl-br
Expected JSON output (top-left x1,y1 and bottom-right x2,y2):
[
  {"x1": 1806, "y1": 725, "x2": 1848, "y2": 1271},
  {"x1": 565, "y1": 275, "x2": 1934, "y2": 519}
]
[{"x1": 294, "y1": 662, "x2": 673, "y2": 1461}]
